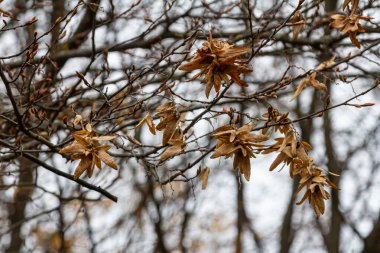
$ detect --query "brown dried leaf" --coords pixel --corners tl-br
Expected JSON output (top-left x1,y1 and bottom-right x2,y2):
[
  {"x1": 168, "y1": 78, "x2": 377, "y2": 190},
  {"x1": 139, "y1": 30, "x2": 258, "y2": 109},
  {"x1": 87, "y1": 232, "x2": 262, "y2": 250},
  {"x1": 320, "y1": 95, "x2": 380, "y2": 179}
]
[
  {"x1": 97, "y1": 149, "x2": 118, "y2": 170},
  {"x1": 85, "y1": 123, "x2": 92, "y2": 133},
  {"x1": 86, "y1": 158, "x2": 96, "y2": 178},
  {"x1": 290, "y1": 73, "x2": 326, "y2": 101},
  {"x1": 73, "y1": 114, "x2": 82, "y2": 126},
  {"x1": 241, "y1": 156, "x2": 251, "y2": 181},
  {"x1": 316, "y1": 56, "x2": 336, "y2": 71},
  {"x1": 199, "y1": 167, "x2": 210, "y2": 190},
  {"x1": 349, "y1": 102, "x2": 375, "y2": 108},
  {"x1": 342, "y1": 0, "x2": 359, "y2": 14},
  {"x1": 160, "y1": 132, "x2": 185, "y2": 161},
  {"x1": 59, "y1": 142, "x2": 86, "y2": 154},
  {"x1": 162, "y1": 119, "x2": 179, "y2": 145},
  {"x1": 136, "y1": 112, "x2": 156, "y2": 135},
  {"x1": 290, "y1": 78, "x2": 308, "y2": 101},
  {"x1": 155, "y1": 102, "x2": 180, "y2": 145},
  {"x1": 330, "y1": 14, "x2": 371, "y2": 48},
  {"x1": 289, "y1": 11, "x2": 306, "y2": 39},
  {"x1": 74, "y1": 156, "x2": 92, "y2": 180},
  {"x1": 160, "y1": 144, "x2": 184, "y2": 161},
  {"x1": 309, "y1": 77, "x2": 327, "y2": 91},
  {"x1": 94, "y1": 155, "x2": 102, "y2": 170},
  {"x1": 92, "y1": 135, "x2": 116, "y2": 141},
  {"x1": 211, "y1": 142, "x2": 238, "y2": 158},
  {"x1": 0, "y1": 8, "x2": 18, "y2": 20},
  {"x1": 349, "y1": 32, "x2": 361, "y2": 48},
  {"x1": 269, "y1": 152, "x2": 287, "y2": 171}
]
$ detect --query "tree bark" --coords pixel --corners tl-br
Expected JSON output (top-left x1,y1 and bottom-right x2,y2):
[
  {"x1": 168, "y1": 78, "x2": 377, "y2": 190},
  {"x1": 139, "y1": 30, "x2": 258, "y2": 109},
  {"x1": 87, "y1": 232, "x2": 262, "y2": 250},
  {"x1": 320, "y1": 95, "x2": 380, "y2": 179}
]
[
  {"x1": 6, "y1": 158, "x2": 36, "y2": 253},
  {"x1": 362, "y1": 213, "x2": 380, "y2": 253}
]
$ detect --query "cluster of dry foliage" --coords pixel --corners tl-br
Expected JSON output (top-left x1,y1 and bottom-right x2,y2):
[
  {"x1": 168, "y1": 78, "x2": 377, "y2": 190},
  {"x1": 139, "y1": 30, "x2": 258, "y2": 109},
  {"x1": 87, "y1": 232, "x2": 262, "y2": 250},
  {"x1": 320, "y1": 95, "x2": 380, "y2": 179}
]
[{"x1": 1, "y1": 0, "x2": 380, "y2": 252}]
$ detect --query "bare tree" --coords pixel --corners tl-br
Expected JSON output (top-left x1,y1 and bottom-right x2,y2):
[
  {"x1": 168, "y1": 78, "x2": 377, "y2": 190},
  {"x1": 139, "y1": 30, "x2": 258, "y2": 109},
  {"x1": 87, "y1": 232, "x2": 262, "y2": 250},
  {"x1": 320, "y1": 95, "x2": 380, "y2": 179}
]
[{"x1": 1, "y1": 0, "x2": 380, "y2": 252}]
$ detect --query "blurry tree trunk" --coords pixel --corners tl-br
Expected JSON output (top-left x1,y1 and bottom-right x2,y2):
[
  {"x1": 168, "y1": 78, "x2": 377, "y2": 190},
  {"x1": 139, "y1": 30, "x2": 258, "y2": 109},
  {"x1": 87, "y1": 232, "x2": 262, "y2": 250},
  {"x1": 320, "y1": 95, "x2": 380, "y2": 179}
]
[
  {"x1": 6, "y1": 158, "x2": 36, "y2": 253},
  {"x1": 323, "y1": 2, "x2": 342, "y2": 252},
  {"x1": 279, "y1": 179, "x2": 297, "y2": 253},
  {"x1": 148, "y1": 178, "x2": 168, "y2": 253},
  {"x1": 235, "y1": 177, "x2": 244, "y2": 253},
  {"x1": 179, "y1": 187, "x2": 191, "y2": 253},
  {"x1": 5, "y1": 1, "x2": 37, "y2": 252},
  {"x1": 323, "y1": 108, "x2": 342, "y2": 253},
  {"x1": 279, "y1": 88, "x2": 317, "y2": 253},
  {"x1": 362, "y1": 213, "x2": 380, "y2": 253},
  {"x1": 235, "y1": 174, "x2": 262, "y2": 253},
  {"x1": 320, "y1": 45, "x2": 342, "y2": 253}
]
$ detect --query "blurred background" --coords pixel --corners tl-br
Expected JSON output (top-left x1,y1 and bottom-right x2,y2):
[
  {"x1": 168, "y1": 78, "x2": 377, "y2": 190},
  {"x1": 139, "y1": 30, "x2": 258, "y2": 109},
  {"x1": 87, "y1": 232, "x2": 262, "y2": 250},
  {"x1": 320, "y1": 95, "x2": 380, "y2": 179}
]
[{"x1": 1, "y1": 0, "x2": 380, "y2": 252}]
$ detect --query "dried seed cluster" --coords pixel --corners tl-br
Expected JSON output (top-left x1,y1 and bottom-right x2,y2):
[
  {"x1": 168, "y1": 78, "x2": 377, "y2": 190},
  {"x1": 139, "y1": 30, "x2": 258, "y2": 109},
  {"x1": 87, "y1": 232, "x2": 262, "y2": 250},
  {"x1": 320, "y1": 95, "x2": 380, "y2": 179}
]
[
  {"x1": 262, "y1": 108, "x2": 337, "y2": 217},
  {"x1": 330, "y1": 0, "x2": 371, "y2": 48},
  {"x1": 179, "y1": 32, "x2": 252, "y2": 98},
  {"x1": 59, "y1": 124, "x2": 117, "y2": 180},
  {"x1": 210, "y1": 124, "x2": 268, "y2": 181}
]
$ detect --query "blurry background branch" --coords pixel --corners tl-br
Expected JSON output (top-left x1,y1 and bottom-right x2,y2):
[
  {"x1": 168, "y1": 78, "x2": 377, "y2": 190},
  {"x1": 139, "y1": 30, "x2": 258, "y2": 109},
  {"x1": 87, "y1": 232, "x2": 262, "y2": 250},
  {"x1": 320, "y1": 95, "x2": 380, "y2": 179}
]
[{"x1": 1, "y1": 0, "x2": 380, "y2": 252}]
